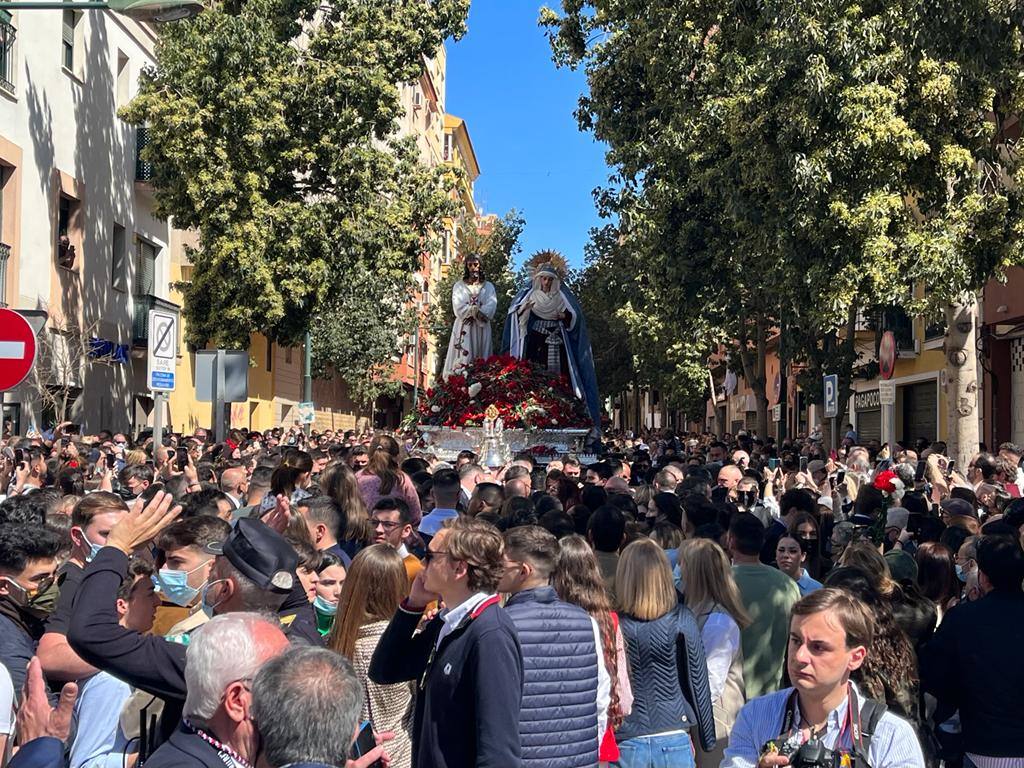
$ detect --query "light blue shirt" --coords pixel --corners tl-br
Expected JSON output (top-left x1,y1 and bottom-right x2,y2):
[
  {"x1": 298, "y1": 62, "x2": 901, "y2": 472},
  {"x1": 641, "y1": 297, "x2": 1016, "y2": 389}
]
[
  {"x1": 70, "y1": 672, "x2": 133, "y2": 768},
  {"x1": 722, "y1": 684, "x2": 925, "y2": 768},
  {"x1": 418, "y1": 507, "x2": 459, "y2": 537},
  {"x1": 796, "y1": 570, "x2": 823, "y2": 596}
]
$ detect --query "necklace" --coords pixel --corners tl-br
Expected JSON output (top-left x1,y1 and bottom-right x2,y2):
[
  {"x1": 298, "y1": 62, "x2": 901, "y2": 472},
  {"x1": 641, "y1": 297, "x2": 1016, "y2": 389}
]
[{"x1": 183, "y1": 718, "x2": 254, "y2": 768}]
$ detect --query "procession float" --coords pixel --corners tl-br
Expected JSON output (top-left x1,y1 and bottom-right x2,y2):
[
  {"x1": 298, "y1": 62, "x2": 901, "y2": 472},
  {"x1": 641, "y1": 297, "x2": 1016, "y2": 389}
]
[{"x1": 416, "y1": 251, "x2": 602, "y2": 467}]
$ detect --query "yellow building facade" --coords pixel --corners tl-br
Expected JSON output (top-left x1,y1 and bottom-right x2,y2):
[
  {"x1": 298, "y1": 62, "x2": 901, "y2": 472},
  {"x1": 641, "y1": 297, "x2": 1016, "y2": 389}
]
[{"x1": 163, "y1": 50, "x2": 482, "y2": 435}]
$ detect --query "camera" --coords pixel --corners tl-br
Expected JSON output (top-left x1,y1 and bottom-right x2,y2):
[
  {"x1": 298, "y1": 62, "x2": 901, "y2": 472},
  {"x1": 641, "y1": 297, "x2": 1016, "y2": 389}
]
[{"x1": 761, "y1": 736, "x2": 846, "y2": 768}]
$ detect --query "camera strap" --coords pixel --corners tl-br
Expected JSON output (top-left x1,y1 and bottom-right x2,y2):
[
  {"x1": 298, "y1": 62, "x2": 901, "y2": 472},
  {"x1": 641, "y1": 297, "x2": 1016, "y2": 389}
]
[{"x1": 780, "y1": 684, "x2": 885, "y2": 767}]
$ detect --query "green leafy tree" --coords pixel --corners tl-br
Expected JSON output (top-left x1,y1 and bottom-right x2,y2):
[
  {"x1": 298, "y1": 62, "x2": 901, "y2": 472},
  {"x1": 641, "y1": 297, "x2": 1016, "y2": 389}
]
[
  {"x1": 430, "y1": 210, "x2": 524, "y2": 376},
  {"x1": 543, "y1": 0, "x2": 1024, "y2": 459},
  {"x1": 123, "y1": 0, "x2": 469, "y2": 399}
]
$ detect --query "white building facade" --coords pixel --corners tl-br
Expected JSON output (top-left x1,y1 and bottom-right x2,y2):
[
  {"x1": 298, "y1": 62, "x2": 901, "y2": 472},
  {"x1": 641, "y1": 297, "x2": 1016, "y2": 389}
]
[{"x1": 0, "y1": 7, "x2": 176, "y2": 434}]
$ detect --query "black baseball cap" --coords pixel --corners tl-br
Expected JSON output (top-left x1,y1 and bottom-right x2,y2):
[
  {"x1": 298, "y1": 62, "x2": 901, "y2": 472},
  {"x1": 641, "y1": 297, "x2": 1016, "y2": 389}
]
[
  {"x1": 940, "y1": 497, "x2": 978, "y2": 520},
  {"x1": 204, "y1": 518, "x2": 297, "y2": 593}
]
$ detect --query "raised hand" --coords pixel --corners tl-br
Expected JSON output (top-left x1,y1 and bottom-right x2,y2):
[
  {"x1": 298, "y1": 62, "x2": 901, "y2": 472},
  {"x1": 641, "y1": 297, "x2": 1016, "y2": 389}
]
[{"x1": 105, "y1": 491, "x2": 183, "y2": 555}]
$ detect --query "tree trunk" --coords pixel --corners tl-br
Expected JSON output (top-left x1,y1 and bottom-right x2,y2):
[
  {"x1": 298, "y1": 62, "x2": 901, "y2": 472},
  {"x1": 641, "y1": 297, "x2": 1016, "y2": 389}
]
[
  {"x1": 945, "y1": 296, "x2": 980, "y2": 469},
  {"x1": 738, "y1": 315, "x2": 770, "y2": 438}
]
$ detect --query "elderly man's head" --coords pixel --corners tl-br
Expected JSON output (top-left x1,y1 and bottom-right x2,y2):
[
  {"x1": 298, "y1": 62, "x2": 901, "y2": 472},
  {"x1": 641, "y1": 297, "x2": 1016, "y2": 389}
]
[
  {"x1": 184, "y1": 613, "x2": 289, "y2": 763},
  {"x1": 252, "y1": 647, "x2": 366, "y2": 768}
]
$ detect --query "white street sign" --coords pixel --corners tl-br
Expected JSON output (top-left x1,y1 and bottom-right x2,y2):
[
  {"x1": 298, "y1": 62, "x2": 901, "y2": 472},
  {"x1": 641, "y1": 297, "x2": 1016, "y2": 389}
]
[
  {"x1": 147, "y1": 309, "x2": 177, "y2": 391},
  {"x1": 879, "y1": 380, "x2": 895, "y2": 406}
]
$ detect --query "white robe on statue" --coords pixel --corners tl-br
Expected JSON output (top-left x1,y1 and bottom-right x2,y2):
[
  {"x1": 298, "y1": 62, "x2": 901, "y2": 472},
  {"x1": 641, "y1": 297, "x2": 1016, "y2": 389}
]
[{"x1": 443, "y1": 280, "x2": 498, "y2": 379}]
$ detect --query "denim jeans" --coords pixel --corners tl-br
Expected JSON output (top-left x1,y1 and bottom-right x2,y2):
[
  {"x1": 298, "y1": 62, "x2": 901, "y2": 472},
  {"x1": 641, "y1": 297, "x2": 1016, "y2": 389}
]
[{"x1": 615, "y1": 730, "x2": 695, "y2": 768}]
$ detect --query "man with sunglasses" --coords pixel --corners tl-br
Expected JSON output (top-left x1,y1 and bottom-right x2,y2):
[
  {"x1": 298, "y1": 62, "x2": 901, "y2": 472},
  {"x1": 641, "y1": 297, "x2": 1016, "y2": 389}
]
[
  {"x1": 370, "y1": 498, "x2": 422, "y2": 586},
  {"x1": 0, "y1": 523, "x2": 61, "y2": 695},
  {"x1": 369, "y1": 516, "x2": 523, "y2": 768}
]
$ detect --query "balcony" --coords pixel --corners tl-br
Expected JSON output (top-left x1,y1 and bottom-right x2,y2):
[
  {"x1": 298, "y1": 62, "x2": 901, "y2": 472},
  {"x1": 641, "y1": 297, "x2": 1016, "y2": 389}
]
[
  {"x1": 132, "y1": 294, "x2": 179, "y2": 347},
  {"x1": 0, "y1": 14, "x2": 14, "y2": 94},
  {"x1": 135, "y1": 126, "x2": 154, "y2": 183},
  {"x1": 0, "y1": 242, "x2": 9, "y2": 308}
]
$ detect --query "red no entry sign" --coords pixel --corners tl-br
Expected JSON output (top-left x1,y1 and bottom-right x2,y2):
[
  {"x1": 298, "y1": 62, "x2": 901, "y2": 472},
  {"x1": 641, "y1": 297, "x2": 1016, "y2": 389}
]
[{"x1": 0, "y1": 309, "x2": 37, "y2": 392}]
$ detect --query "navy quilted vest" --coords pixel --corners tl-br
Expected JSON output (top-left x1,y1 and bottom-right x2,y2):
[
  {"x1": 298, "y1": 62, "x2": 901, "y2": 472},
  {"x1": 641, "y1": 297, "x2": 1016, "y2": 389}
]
[
  {"x1": 505, "y1": 586, "x2": 600, "y2": 767},
  {"x1": 617, "y1": 606, "x2": 701, "y2": 741}
]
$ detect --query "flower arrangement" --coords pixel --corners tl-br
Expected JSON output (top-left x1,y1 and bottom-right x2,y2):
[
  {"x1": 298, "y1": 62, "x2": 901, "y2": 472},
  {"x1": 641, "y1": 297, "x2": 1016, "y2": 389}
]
[
  {"x1": 872, "y1": 469, "x2": 906, "y2": 502},
  {"x1": 418, "y1": 355, "x2": 590, "y2": 430}
]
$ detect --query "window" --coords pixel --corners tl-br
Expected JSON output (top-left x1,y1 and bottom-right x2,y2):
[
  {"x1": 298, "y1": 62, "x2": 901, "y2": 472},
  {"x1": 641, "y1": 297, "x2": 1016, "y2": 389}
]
[
  {"x1": 443, "y1": 133, "x2": 453, "y2": 162},
  {"x1": 111, "y1": 223, "x2": 127, "y2": 292},
  {"x1": 266, "y1": 338, "x2": 273, "y2": 372},
  {"x1": 135, "y1": 238, "x2": 157, "y2": 296},
  {"x1": 57, "y1": 194, "x2": 79, "y2": 269},
  {"x1": 115, "y1": 51, "x2": 129, "y2": 108},
  {"x1": 441, "y1": 231, "x2": 451, "y2": 265},
  {"x1": 61, "y1": 10, "x2": 76, "y2": 71},
  {"x1": 285, "y1": 346, "x2": 292, "y2": 364},
  {"x1": 0, "y1": 10, "x2": 15, "y2": 94}
]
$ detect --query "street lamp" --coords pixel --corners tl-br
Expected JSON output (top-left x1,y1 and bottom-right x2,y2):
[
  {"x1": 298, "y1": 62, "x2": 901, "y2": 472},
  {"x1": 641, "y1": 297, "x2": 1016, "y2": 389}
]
[{"x1": 0, "y1": 0, "x2": 202, "y2": 22}]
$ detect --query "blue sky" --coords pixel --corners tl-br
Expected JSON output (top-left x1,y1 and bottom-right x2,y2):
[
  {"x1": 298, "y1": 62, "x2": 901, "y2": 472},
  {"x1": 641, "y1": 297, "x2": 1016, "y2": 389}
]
[{"x1": 445, "y1": 1, "x2": 609, "y2": 268}]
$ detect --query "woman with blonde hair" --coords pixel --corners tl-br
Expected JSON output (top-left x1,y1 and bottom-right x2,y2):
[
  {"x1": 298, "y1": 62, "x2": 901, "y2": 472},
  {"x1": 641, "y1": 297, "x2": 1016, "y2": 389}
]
[
  {"x1": 553, "y1": 534, "x2": 632, "y2": 765},
  {"x1": 676, "y1": 538, "x2": 749, "y2": 768},
  {"x1": 356, "y1": 435, "x2": 422, "y2": 525},
  {"x1": 328, "y1": 544, "x2": 412, "y2": 768},
  {"x1": 613, "y1": 538, "x2": 716, "y2": 767}
]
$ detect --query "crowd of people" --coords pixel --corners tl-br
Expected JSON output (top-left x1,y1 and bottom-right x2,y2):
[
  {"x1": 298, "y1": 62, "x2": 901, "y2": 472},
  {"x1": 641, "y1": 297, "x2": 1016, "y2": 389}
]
[{"x1": 0, "y1": 420, "x2": 1018, "y2": 768}]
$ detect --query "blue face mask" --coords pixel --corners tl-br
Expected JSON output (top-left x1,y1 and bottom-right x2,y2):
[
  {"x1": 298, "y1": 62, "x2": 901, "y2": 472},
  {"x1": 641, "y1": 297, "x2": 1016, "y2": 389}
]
[
  {"x1": 77, "y1": 529, "x2": 103, "y2": 563},
  {"x1": 313, "y1": 594, "x2": 338, "y2": 617},
  {"x1": 200, "y1": 579, "x2": 228, "y2": 618},
  {"x1": 156, "y1": 561, "x2": 210, "y2": 607}
]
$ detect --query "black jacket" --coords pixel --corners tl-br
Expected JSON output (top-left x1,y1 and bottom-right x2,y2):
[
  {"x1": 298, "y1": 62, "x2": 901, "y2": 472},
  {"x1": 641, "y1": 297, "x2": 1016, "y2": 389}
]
[
  {"x1": 144, "y1": 722, "x2": 230, "y2": 768},
  {"x1": 368, "y1": 597, "x2": 523, "y2": 768},
  {"x1": 67, "y1": 547, "x2": 188, "y2": 742},
  {"x1": 921, "y1": 590, "x2": 1024, "y2": 757}
]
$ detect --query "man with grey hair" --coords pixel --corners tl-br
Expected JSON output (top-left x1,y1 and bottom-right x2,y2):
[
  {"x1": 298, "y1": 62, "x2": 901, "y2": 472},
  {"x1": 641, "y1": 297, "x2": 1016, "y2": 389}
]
[
  {"x1": 252, "y1": 647, "x2": 389, "y2": 768},
  {"x1": 145, "y1": 612, "x2": 289, "y2": 767},
  {"x1": 68, "y1": 494, "x2": 303, "y2": 747}
]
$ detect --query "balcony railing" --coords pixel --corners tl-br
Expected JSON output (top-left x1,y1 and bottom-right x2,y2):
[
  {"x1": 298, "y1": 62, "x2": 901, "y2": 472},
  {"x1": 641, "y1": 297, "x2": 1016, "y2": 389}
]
[
  {"x1": 0, "y1": 242, "x2": 9, "y2": 308},
  {"x1": 132, "y1": 294, "x2": 179, "y2": 347},
  {"x1": 0, "y1": 14, "x2": 15, "y2": 94},
  {"x1": 135, "y1": 126, "x2": 154, "y2": 183}
]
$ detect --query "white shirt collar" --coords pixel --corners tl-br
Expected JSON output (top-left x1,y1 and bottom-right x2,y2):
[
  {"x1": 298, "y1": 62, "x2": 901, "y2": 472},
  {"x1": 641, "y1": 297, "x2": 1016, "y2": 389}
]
[
  {"x1": 791, "y1": 681, "x2": 858, "y2": 738},
  {"x1": 436, "y1": 591, "x2": 491, "y2": 648},
  {"x1": 396, "y1": 543, "x2": 410, "y2": 559}
]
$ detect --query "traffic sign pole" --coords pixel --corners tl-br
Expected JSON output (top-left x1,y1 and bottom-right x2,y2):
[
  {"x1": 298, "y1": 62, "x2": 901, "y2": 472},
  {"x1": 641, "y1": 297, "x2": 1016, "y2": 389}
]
[
  {"x1": 153, "y1": 391, "x2": 166, "y2": 452},
  {"x1": 147, "y1": 309, "x2": 177, "y2": 449}
]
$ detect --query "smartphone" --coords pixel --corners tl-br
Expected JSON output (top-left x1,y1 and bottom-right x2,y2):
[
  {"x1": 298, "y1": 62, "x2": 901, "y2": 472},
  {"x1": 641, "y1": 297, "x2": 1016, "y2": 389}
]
[
  {"x1": 65, "y1": 423, "x2": 80, "y2": 435},
  {"x1": 13, "y1": 448, "x2": 24, "y2": 468},
  {"x1": 907, "y1": 514, "x2": 922, "y2": 534},
  {"x1": 350, "y1": 721, "x2": 382, "y2": 767},
  {"x1": 946, "y1": 459, "x2": 956, "y2": 477},
  {"x1": 743, "y1": 489, "x2": 756, "y2": 508},
  {"x1": 768, "y1": 458, "x2": 779, "y2": 471},
  {"x1": 799, "y1": 456, "x2": 808, "y2": 473},
  {"x1": 177, "y1": 449, "x2": 189, "y2": 472},
  {"x1": 835, "y1": 470, "x2": 846, "y2": 487},
  {"x1": 915, "y1": 460, "x2": 927, "y2": 482}
]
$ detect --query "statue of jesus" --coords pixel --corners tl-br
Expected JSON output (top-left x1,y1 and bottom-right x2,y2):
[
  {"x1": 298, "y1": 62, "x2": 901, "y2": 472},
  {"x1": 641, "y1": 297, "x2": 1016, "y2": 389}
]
[{"x1": 442, "y1": 254, "x2": 498, "y2": 380}]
